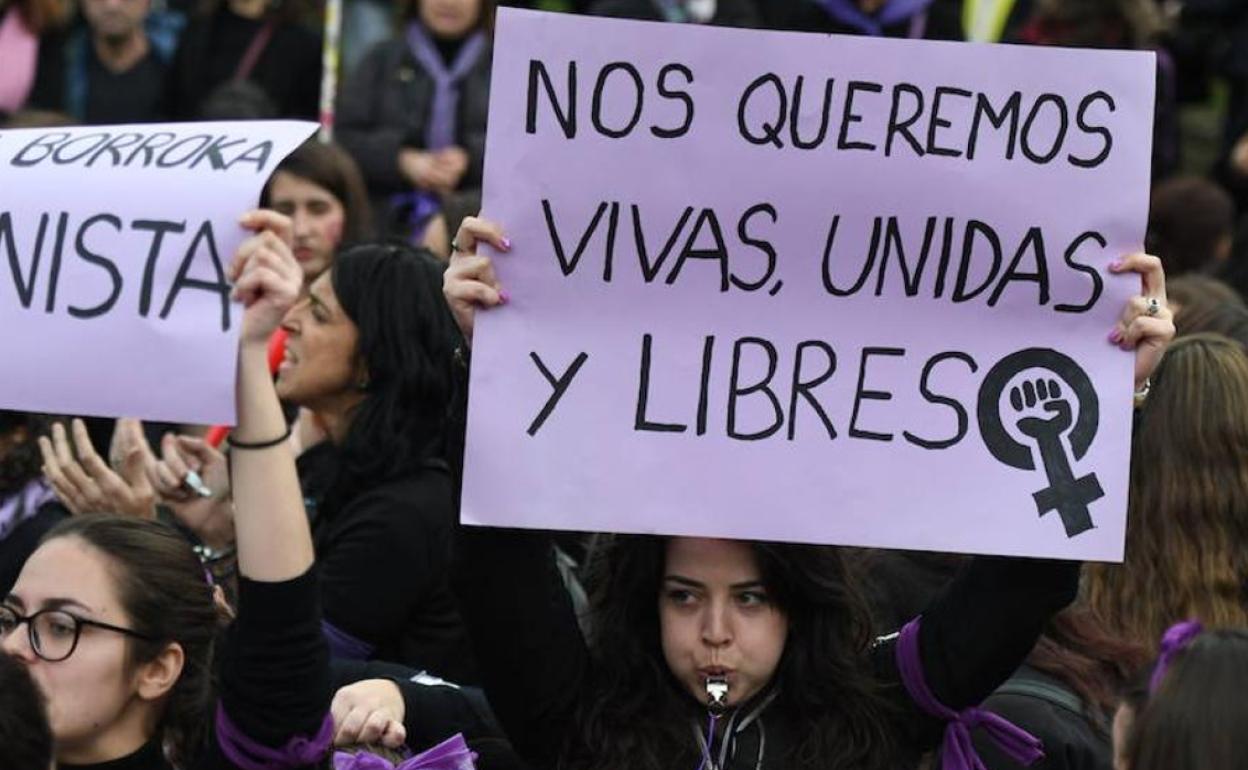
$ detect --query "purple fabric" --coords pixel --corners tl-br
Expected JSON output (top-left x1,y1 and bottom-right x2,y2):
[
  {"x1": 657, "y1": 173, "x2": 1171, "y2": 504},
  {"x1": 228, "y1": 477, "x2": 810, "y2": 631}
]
[
  {"x1": 1149, "y1": 620, "x2": 1203, "y2": 694},
  {"x1": 215, "y1": 701, "x2": 334, "y2": 770},
  {"x1": 0, "y1": 479, "x2": 56, "y2": 541},
  {"x1": 817, "y1": 0, "x2": 935, "y2": 36},
  {"x1": 333, "y1": 734, "x2": 478, "y2": 770},
  {"x1": 404, "y1": 23, "x2": 487, "y2": 151},
  {"x1": 322, "y1": 619, "x2": 376, "y2": 661},
  {"x1": 896, "y1": 618, "x2": 1045, "y2": 770},
  {"x1": 389, "y1": 188, "x2": 442, "y2": 244}
]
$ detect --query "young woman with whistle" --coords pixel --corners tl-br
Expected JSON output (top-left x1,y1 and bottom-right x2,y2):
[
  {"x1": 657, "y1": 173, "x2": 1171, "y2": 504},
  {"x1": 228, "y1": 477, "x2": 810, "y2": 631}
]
[{"x1": 443, "y1": 216, "x2": 1175, "y2": 770}]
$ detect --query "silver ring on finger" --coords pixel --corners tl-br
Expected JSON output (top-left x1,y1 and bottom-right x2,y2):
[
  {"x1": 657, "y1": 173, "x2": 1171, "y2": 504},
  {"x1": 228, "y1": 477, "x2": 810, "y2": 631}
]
[
  {"x1": 451, "y1": 238, "x2": 462, "y2": 255},
  {"x1": 1146, "y1": 297, "x2": 1161, "y2": 317}
]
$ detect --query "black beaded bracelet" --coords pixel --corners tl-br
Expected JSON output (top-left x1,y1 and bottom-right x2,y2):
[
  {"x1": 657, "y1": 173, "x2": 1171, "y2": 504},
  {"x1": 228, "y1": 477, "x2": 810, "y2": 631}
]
[{"x1": 228, "y1": 425, "x2": 292, "y2": 450}]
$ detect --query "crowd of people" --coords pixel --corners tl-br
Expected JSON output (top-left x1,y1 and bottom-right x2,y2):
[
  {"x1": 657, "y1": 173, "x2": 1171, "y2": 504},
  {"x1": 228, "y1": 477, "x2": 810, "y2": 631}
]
[{"x1": 2, "y1": 0, "x2": 1248, "y2": 769}]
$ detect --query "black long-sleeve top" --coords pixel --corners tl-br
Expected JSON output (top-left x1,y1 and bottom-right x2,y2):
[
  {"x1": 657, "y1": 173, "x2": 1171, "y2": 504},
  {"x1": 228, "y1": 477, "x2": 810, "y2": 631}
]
[
  {"x1": 62, "y1": 568, "x2": 331, "y2": 770},
  {"x1": 301, "y1": 445, "x2": 478, "y2": 684},
  {"x1": 456, "y1": 528, "x2": 1079, "y2": 769}
]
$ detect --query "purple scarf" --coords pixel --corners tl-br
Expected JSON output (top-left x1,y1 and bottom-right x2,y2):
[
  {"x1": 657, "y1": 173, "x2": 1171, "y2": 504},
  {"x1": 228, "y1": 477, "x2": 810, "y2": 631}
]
[
  {"x1": 333, "y1": 734, "x2": 477, "y2": 770},
  {"x1": 896, "y1": 618, "x2": 1045, "y2": 770},
  {"x1": 404, "y1": 23, "x2": 487, "y2": 151},
  {"x1": 817, "y1": 0, "x2": 935, "y2": 37},
  {"x1": 215, "y1": 702, "x2": 334, "y2": 770},
  {"x1": 0, "y1": 479, "x2": 56, "y2": 541}
]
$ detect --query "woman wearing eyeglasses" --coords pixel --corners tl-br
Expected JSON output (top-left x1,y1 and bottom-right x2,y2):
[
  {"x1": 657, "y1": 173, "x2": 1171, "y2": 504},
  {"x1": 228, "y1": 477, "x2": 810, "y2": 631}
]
[{"x1": 0, "y1": 210, "x2": 332, "y2": 769}]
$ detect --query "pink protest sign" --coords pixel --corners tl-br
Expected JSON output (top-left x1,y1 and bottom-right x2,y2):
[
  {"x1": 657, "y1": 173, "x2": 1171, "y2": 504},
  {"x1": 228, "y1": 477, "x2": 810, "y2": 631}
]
[
  {"x1": 463, "y1": 9, "x2": 1155, "y2": 560},
  {"x1": 0, "y1": 121, "x2": 316, "y2": 424}
]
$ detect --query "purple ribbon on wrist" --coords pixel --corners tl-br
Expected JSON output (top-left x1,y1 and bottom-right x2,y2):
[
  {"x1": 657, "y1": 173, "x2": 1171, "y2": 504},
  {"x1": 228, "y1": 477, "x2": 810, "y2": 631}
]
[
  {"x1": 896, "y1": 618, "x2": 1045, "y2": 770},
  {"x1": 333, "y1": 734, "x2": 478, "y2": 770},
  {"x1": 1148, "y1": 620, "x2": 1203, "y2": 693},
  {"x1": 216, "y1": 701, "x2": 334, "y2": 770}
]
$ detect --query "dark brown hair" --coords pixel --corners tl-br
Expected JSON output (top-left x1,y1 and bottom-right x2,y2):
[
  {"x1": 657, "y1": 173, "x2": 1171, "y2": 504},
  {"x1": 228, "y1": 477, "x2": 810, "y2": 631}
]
[
  {"x1": 1026, "y1": 606, "x2": 1150, "y2": 725},
  {"x1": 1147, "y1": 176, "x2": 1235, "y2": 276},
  {"x1": 43, "y1": 516, "x2": 223, "y2": 767},
  {"x1": 1176, "y1": 301, "x2": 1248, "y2": 351},
  {"x1": 1083, "y1": 335, "x2": 1248, "y2": 649},
  {"x1": 564, "y1": 536, "x2": 902, "y2": 770},
  {"x1": 261, "y1": 139, "x2": 374, "y2": 246},
  {"x1": 1168, "y1": 274, "x2": 1243, "y2": 322},
  {"x1": 1128, "y1": 629, "x2": 1248, "y2": 770}
]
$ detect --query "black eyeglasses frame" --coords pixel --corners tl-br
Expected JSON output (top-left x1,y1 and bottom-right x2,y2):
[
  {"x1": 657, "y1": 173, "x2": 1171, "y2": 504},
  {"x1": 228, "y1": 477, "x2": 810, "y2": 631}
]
[{"x1": 0, "y1": 605, "x2": 155, "y2": 662}]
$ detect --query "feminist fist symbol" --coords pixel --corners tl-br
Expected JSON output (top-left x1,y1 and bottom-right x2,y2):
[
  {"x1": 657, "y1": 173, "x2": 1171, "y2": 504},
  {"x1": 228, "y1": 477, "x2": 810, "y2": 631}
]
[
  {"x1": 1012, "y1": 378, "x2": 1072, "y2": 438},
  {"x1": 978, "y1": 350, "x2": 1104, "y2": 538}
]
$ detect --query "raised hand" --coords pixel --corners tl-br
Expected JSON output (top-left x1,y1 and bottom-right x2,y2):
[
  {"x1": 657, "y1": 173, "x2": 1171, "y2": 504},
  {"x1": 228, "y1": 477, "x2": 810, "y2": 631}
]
[
  {"x1": 40, "y1": 419, "x2": 156, "y2": 519},
  {"x1": 229, "y1": 210, "x2": 303, "y2": 349}
]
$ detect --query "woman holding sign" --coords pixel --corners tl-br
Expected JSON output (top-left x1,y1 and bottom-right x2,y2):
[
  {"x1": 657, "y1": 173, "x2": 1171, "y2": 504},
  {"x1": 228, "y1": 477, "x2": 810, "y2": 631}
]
[
  {"x1": 442, "y1": 216, "x2": 1174, "y2": 770},
  {"x1": 1, "y1": 210, "x2": 333, "y2": 769}
]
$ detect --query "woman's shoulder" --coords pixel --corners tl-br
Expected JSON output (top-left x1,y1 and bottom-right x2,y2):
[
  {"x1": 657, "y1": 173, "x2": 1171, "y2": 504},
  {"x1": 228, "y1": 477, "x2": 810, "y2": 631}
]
[
  {"x1": 975, "y1": 667, "x2": 1112, "y2": 770},
  {"x1": 335, "y1": 462, "x2": 456, "y2": 527}
]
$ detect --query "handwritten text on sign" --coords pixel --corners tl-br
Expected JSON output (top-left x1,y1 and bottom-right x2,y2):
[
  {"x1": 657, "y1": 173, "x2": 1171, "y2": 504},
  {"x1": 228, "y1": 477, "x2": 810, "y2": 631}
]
[
  {"x1": 0, "y1": 121, "x2": 317, "y2": 424},
  {"x1": 462, "y1": 10, "x2": 1155, "y2": 560}
]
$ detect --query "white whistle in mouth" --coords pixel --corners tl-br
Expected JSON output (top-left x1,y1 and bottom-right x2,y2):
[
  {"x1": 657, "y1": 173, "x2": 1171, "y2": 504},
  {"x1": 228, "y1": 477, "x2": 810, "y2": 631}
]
[{"x1": 705, "y1": 675, "x2": 729, "y2": 712}]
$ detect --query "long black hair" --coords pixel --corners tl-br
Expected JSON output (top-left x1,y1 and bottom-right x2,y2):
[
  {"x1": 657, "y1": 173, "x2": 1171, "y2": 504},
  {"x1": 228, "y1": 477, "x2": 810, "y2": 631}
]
[
  {"x1": 564, "y1": 536, "x2": 902, "y2": 770},
  {"x1": 321, "y1": 243, "x2": 461, "y2": 518}
]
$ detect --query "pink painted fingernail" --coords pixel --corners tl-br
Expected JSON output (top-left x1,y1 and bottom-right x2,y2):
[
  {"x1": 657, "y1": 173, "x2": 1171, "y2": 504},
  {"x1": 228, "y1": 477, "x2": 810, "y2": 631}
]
[
  {"x1": 498, "y1": 290, "x2": 510, "y2": 305},
  {"x1": 1108, "y1": 259, "x2": 1123, "y2": 271},
  {"x1": 501, "y1": 238, "x2": 513, "y2": 251},
  {"x1": 1108, "y1": 328, "x2": 1122, "y2": 343}
]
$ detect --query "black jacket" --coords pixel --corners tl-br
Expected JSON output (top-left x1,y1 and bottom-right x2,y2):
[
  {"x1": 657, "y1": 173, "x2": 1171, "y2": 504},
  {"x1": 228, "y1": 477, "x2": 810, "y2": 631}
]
[
  {"x1": 973, "y1": 665, "x2": 1112, "y2": 770},
  {"x1": 302, "y1": 445, "x2": 478, "y2": 684}
]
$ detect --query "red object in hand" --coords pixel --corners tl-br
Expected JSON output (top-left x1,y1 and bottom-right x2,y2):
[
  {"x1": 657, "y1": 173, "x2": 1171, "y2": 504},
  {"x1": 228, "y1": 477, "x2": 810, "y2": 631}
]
[{"x1": 206, "y1": 328, "x2": 289, "y2": 448}]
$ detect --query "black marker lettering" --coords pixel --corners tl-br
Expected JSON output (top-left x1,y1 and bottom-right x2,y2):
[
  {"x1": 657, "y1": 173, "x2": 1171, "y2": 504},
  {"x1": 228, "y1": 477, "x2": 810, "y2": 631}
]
[
  {"x1": 849, "y1": 347, "x2": 904, "y2": 441},
  {"x1": 529, "y1": 350, "x2": 590, "y2": 435}
]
